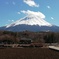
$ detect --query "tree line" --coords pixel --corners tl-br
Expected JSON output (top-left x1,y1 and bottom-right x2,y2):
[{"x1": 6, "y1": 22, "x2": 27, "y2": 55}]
[{"x1": 0, "y1": 30, "x2": 59, "y2": 44}]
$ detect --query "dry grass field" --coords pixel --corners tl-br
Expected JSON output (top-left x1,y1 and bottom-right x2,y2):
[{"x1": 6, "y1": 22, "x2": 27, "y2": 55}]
[{"x1": 0, "y1": 48, "x2": 59, "y2": 59}]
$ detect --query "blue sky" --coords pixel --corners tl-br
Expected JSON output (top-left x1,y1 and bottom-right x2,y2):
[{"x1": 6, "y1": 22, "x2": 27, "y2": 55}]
[{"x1": 0, "y1": 0, "x2": 59, "y2": 27}]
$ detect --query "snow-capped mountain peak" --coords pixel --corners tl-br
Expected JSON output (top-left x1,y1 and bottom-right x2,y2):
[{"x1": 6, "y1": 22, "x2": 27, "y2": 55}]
[
  {"x1": 6, "y1": 14, "x2": 52, "y2": 28},
  {"x1": 0, "y1": 10, "x2": 59, "y2": 32}
]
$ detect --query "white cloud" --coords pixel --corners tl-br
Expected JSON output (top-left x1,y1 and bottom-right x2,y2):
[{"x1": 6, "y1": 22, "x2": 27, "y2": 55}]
[
  {"x1": 12, "y1": 20, "x2": 14, "y2": 22},
  {"x1": 51, "y1": 17, "x2": 54, "y2": 20},
  {"x1": 21, "y1": 10, "x2": 45, "y2": 19},
  {"x1": 23, "y1": 0, "x2": 39, "y2": 7},
  {"x1": 17, "y1": 12, "x2": 20, "y2": 14},
  {"x1": 12, "y1": 2, "x2": 15, "y2": 5},
  {"x1": 47, "y1": 6, "x2": 51, "y2": 9},
  {"x1": 8, "y1": 20, "x2": 14, "y2": 22}
]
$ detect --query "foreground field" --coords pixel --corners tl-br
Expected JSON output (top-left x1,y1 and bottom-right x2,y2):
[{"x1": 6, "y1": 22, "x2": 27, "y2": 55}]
[{"x1": 0, "y1": 48, "x2": 59, "y2": 59}]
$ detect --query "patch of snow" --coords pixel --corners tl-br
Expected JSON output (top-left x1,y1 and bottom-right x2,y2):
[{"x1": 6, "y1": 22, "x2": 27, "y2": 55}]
[{"x1": 6, "y1": 14, "x2": 52, "y2": 28}]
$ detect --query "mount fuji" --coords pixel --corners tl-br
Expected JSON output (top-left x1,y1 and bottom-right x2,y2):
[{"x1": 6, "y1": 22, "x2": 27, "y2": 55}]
[{"x1": 0, "y1": 11, "x2": 59, "y2": 32}]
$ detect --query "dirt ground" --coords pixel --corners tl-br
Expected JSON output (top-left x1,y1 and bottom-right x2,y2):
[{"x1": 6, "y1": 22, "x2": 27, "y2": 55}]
[{"x1": 0, "y1": 48, "x2": 59, "y2": 59}]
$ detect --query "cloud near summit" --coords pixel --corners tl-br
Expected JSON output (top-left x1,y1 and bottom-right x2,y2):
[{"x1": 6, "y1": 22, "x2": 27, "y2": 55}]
[
  {"x1": 23, "y1": 0, "x2": 39, "y2": 7},
  {"x1": 21, "y1": 10, "x2": 45, "y2": 19}
]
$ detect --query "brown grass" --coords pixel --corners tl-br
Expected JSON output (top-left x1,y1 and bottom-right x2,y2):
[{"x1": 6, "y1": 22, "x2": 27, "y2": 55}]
[{"x1": 0, "y1": 48, "x2": 59, "y2": 59}]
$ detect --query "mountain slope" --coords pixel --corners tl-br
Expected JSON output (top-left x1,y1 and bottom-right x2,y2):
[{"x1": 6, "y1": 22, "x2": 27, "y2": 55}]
[
  {"x1": 0, "y1": 11, "x2": 59, "y2": 32},
  {"x1": 6, "y1": 15, "x2": 52, "y2": 28}
]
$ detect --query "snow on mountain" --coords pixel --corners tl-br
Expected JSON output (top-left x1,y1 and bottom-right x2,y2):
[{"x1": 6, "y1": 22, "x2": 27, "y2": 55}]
[
  {"x1": 6, "y1": 10, "x2": 52, "y2": 28},
  {"x1": 0, "y1": 10, "x2": 59, "y2": 32}
]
